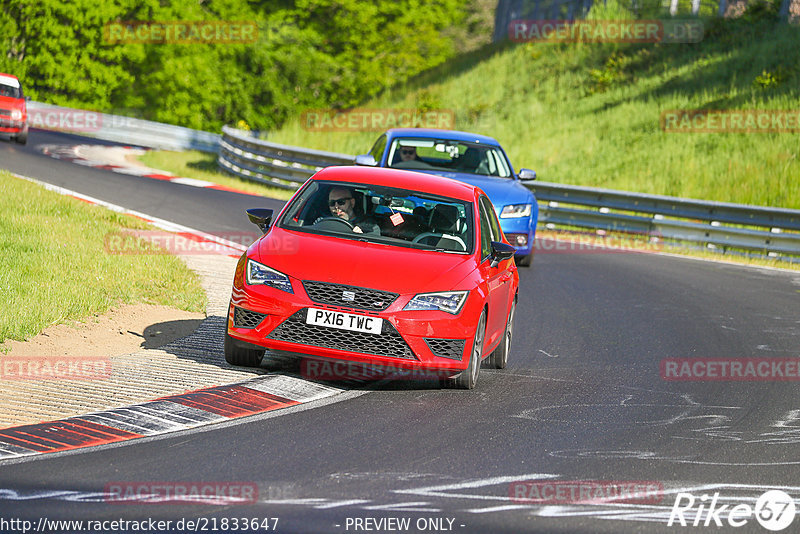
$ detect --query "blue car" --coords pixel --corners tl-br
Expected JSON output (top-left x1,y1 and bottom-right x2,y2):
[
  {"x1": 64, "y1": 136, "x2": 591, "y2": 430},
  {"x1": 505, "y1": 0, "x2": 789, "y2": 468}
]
[{"x1": 358, "y1": 128, "x2": 538, "y2": 266}]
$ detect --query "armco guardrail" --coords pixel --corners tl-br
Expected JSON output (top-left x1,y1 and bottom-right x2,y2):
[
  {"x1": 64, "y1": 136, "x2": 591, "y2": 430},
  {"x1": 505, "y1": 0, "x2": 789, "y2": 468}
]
[
  {"x1": 529, "y1": 181, "x2": 800, "y2": 258},
  {"x1": 217, "y1": 127, "x2": 800, "y2": 259},
  {"x1": 218, "y1": 125, "x2": 353, "y2": 189},
  {"x1": 28, "y1": 101, "x2": 219, "y2": 152}
]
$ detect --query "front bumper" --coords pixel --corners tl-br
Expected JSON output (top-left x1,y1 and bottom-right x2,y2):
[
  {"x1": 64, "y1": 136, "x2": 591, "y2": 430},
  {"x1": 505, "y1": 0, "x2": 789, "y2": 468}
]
[
  {"x1": 500, "y1": 216, "x2": 535, "y2": 257},
  {"x1": 0, "y1": 117, "x2": 26, "y2": 134},
  {"x1": 228, "y1": 280, "x2": 482, "y2": 375}
]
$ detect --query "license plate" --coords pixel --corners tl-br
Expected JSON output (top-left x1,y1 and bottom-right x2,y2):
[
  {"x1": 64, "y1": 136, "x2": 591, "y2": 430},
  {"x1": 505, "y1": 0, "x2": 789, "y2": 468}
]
[{"x1": 306, "y1": 308, "x2": 383, "y2": 335}]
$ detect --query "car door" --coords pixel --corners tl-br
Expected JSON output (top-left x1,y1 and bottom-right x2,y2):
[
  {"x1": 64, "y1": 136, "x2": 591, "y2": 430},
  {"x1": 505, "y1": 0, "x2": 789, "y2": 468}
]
[{"x1": 477, "y1": 195, "x2": 513, "y2": 352}]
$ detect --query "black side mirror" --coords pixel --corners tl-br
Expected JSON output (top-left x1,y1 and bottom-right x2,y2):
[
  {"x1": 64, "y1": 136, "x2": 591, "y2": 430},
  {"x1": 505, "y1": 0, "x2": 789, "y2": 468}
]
[
  {"x1": 247, "y1": 208, "x2": 274, "y2": 234},
  {"x1": 490, "y1": 241, "x2": 515, "y2": 267}
]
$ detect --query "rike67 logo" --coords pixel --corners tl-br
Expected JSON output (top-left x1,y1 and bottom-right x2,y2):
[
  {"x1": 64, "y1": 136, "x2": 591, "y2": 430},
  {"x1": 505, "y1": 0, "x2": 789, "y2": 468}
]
[{"x1": 668, "y1": 490, "x2": 796, "y2": 531}]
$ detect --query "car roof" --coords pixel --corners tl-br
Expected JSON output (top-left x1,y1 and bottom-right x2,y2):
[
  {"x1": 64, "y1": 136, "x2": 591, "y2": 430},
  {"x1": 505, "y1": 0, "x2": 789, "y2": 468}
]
[
  {"x1": 313, "y1": 166, "x2": 479, "y2": 202},
  {"x1": 0, "y1": 74, "x2": 20, "y2": 88},
  {"x1": 385, "y1": 128, "x2": 501, "y2": 146}
]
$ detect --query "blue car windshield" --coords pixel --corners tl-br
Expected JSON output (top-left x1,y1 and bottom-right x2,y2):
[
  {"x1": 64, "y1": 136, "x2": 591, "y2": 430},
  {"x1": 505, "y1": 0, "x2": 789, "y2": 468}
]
[
  {"x1": 278, "y1": 180, "x2": 474, "y2": 254},
  {"x1": 387, "y1": 138, "x2": 512, "y2": 178}
]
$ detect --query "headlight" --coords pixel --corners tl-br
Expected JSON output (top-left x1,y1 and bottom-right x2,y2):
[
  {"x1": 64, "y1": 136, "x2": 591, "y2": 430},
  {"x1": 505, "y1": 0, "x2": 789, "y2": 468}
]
[
  {"x1": 246, "y1": 259, "x2": 293, "y2": 293},
  {"x1": 403, "y1": 291, "x2": 468, "y2": 314},
  {"x1": 10, "y1": 110, "x2": 22, "y2": 120},
  {"x1": 500, "y1": 204, "x2": 532, "y2": 218}
]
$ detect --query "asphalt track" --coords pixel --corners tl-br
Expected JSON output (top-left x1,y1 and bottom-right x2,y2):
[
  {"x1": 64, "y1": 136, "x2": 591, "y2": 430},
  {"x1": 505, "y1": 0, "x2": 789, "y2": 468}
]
[{"x1": 1, "y1": 130, "x2": 799, "y2": 533}]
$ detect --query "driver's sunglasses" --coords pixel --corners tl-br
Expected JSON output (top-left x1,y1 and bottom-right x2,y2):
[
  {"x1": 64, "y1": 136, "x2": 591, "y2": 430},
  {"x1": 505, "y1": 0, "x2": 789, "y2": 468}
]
[
  {"x1": 329, "y1": 197, "x2": 352, "y2": 207},
  {"x1": 401, "y1": 149, "x2": 415, "y2": 155}
]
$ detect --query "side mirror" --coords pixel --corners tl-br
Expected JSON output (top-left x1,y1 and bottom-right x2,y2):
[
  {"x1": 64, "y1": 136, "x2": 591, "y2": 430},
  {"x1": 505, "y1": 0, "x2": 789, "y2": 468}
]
[
  {"x1": 490, "y1": 241, "x2": 515, "y2": 267},
  {"x1": 24, "y1": 96, "x2": 31, "y2": 102},
  {"x1": 518, "y1": 168, "x2": 536, "y2": 181},
  {"x1": 246, "y1": 208, "x2": 274, "y2": 234},
  {"x1": 355, "y1": 154, "x2": 377, "y2": 167}
]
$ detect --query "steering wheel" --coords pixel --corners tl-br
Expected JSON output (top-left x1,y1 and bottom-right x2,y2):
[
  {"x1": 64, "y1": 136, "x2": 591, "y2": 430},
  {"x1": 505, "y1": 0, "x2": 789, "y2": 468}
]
[{"x1": 312, "y1": 216, "x2": 356, "y2": 231}]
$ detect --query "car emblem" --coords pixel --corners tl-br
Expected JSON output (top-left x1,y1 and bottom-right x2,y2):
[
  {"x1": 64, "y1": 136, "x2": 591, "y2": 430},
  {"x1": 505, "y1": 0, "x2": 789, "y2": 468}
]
[{"x1": 342, "y1": 291, "x2": 356, "y2": 302}]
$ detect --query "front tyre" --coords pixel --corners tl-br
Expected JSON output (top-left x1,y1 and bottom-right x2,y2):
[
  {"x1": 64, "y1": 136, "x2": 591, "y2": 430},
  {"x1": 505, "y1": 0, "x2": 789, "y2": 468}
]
[
  {"x1": 444, "y1": 310, "x2": 485, "y2": 390},
  {"x1": 515, "y1": 253, "x2": 532, "y2": 267},
  {"x1": 488, "y1": 300, "x2": 515, "y2": 369},
  {"x1": 224, "y1": 332, "x2": 265, "y2": 367}
]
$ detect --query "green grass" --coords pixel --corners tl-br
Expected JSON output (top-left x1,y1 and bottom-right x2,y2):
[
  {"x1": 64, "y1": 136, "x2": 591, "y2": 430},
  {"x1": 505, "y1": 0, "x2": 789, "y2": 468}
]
[
  {"x1": 0, "y1": 171, "x2": 207, "y2": 345},
  {"x1": 268, "y1": 14, "x2": 800, "y2": 209},
  {"x1": 137, "y1": 149, "x2": 295, "y2": 201}
]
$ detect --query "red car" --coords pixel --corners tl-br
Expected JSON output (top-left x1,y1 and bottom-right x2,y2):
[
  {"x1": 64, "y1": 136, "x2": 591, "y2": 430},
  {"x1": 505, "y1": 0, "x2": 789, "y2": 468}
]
[
  {"x1": 226, "y1": 166, "x2": 519, "y2": 388},
  {"x1": 0, "y1": 73, "x2": 28, "y2": 145}
]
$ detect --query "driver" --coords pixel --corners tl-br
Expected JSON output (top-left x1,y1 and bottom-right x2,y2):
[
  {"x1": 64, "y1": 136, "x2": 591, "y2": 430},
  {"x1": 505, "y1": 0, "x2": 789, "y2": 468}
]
[
  {"x1": 327, "y1": 186, "x2": 379, "y2": 234},
  {"x1": 399, "y1": 145, "x2": 420, "y2": 162}
]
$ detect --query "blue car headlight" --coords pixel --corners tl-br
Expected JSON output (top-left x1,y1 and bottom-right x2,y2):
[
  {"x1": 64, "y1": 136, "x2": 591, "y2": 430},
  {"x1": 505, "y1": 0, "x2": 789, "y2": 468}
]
[
  {"x1": 246, "y1": 259, "x2": 293, "y2": 293},
  {"x1": 500, "y1": 204, "x2": 532, "y2": 218},
  {"x1": 403, "y1": 291, "x2": 468, "y2": 315}
]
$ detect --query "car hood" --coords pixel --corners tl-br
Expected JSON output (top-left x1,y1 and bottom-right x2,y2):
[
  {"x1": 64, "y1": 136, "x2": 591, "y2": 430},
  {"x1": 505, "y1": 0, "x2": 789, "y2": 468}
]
[
  {"x1": 252, "y1": 227, "x2": 475, "y2": 295},
  {"x1": 411, "y1": 169, "x2": 534, "y2": 209},
  {"x1": 0, "y1": 95, "x2": 25, "y2": 111}
]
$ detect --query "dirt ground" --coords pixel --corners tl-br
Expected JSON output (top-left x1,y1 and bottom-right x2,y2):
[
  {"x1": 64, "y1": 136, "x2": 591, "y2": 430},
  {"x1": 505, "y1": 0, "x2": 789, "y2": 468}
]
[{"x1": 3, "y1": 304, "x2": 205, "y2": 357}]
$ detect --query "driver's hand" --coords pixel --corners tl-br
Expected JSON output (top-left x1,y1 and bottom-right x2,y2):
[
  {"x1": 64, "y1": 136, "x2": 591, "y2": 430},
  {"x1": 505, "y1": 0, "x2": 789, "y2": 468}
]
[{"x1": 353, "y1": 226, "x2": 363, "y2": 234}]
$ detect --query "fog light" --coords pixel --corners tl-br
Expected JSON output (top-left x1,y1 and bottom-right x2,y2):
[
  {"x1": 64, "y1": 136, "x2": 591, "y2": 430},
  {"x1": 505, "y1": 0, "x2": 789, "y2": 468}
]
[{"x1": 505, "y1": 234, "x2": 527, "y2": 247}]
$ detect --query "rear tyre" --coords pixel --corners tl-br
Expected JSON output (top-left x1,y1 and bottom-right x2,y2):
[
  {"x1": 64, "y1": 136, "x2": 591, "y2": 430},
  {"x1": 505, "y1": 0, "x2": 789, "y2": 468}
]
[
  {"x1": 444, "y1": 311, "x2": 485, "y2": 390},
  {"x1": 224, "y1": 332, "x2": 265, "y2": 367},
  {"x1": 488, "y1": 300, "x2": 515, "y2": 369}
]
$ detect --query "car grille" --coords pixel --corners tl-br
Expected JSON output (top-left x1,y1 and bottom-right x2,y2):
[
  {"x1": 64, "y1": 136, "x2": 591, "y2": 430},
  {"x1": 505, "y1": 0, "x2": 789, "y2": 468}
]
[
  {"x1": 267, "y1": 309, "x2": 415, "y2": 359},
  {"x1": 0, "y1": 108, "x2": 10, "y2": 116},
  {"x1": 233, "y1": 306, "x2": 267, "y2": 329},
  {"x1": 424, "y1": 338, "x2": 466, "y2": 361},
  {"x1": 302, "y1": 281, "x2": 398, "y2": 311}
]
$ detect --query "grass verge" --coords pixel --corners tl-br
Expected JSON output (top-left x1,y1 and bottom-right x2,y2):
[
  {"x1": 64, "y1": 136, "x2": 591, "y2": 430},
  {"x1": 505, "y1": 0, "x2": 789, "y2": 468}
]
[
  {"x1": 137, "y1": 149, "x2": 296, "y2": 201},
  {"x1": 0, "y1": 171, "x2": 207, "y2": 345},
  {"x1": 268, "y1": 14, "x2": 800, "y2": 209}
]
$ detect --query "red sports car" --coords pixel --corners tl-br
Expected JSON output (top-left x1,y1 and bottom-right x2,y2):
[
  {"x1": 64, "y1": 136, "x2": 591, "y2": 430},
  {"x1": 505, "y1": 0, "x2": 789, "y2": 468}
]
[{"x1": 226, "y1": 166, "x2": 519, "y2": 388}]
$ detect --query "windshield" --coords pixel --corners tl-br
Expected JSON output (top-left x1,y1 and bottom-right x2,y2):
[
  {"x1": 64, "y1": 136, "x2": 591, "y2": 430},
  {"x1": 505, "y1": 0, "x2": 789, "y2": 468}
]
[
  {"x1": 387, "y1": 137, "x2": 512, "y2": 178},
  {"x1": 0, "y1": 83, "x2": 21, "y2": 99},
  {"x1": 278, "y1": 180, "x2": 474, "y2": 254}
]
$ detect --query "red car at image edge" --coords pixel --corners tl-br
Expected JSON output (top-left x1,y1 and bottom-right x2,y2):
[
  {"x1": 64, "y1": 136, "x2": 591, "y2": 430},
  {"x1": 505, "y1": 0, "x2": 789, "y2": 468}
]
[
  {"x1": 0, "y1": 73, "x2": 28, "y2": 145},
  {"x1": 226, "y1": 166, "x2": 519, "y2": 389}
]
